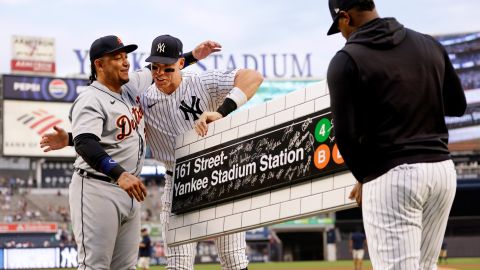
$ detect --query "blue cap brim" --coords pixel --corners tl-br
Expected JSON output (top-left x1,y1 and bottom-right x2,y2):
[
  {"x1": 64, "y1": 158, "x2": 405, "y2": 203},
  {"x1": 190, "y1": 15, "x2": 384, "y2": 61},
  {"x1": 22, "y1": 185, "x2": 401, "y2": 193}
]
[{"x1": 145, "y1": 55, "x2": 180, "y2": 64}]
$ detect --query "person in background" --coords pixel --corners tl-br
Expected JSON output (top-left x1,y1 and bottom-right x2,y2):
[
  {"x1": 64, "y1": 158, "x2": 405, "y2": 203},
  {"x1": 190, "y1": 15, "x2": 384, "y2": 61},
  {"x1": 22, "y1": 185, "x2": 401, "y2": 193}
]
[
  {"x1": 153, "y1": 241, "x2": 165, "y2": 265},
  {"x1": 138, "y1": 228, "x2": 152, "y2": 270},
  {"x1": 349, "y1": 229, "x2": 367, "y2": 270},
  {"x1": 438, "y1": 239, "x2": 448, "y2": 265},
  {"x1": 326, "y1": 226, "x2": 339, "y2": 261}
]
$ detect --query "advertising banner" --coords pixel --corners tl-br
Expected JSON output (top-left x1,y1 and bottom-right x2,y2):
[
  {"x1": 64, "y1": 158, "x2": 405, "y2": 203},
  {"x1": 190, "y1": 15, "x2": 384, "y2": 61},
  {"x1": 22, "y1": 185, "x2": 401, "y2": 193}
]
[
  {"x1": 2, "y1": 100, "x2": 75, "y2": 157},
  {"x1": 11, "y1": 35, "x2": 56, "y2": 75},
  {"x1": 3, "y1": 248, "x2": 60, "y2": 269},
  {"x1": 10, "y1": 35, "x2": 56, "y2": 75},
  {"x1": 0, "y1": 247, "x2": 77, "y2": 269},
  {"x1": 2, "y1": 74, "x2": 87, "y2": 102},
  {"x1": 0, "y1": 223, "x2": 58, "y2": 233}
]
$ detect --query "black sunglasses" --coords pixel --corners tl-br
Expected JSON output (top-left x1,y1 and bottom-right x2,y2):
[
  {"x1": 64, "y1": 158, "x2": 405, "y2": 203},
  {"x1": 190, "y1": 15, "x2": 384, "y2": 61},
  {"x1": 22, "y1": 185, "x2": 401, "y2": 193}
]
[{"x1": 151, "y1": 65, "x2": 175, "y2": 73}]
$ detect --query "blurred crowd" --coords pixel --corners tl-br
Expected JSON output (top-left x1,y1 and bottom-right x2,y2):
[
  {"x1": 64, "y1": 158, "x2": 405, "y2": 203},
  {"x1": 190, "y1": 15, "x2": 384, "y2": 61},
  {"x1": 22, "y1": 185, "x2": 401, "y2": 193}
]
[
  {"x1": 443, "y1": 38, "x2": 480, "y2": 54},
  {"x1": 2, "y1": 224, "x2": 75, "y2": 248},
  {"x1": 1, "y1": 190, "x2": 41, "y2": 223},
  {"x1": 458, "y1": 69, "x2": 480, "y2": 90},
  {"x1": 0, "y1": 176, "x2": 37, "y2": 190},
  {"x1": 1, "y1": 176, "x2": 165, "y2": 224},
  {"x1": 442, "y1": 35, "x2": 480, "y2": 90}
]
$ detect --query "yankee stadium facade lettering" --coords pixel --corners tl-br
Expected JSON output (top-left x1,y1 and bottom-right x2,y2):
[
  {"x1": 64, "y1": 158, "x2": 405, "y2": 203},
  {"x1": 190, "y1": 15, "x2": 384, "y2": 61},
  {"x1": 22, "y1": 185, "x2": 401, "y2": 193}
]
[{"x1": 73, "y1": 50, "x2": 313, "y2": 78}]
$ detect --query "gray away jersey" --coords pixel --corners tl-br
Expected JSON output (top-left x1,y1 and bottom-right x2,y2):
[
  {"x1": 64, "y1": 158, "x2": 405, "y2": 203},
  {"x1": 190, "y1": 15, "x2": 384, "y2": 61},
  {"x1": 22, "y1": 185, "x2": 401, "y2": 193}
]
[
  {"x1": 141, "y1": 69, "x2": 239, "y2": 171},
  {"x1": 70, "y1": 69, "x2": 152, "y2": 176}
]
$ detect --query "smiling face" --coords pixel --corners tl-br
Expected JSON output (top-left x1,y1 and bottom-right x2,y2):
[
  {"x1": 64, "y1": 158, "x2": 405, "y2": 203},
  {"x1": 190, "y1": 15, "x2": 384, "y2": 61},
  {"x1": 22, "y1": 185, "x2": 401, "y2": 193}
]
[
  {"x1": 95, "y1": 50, "x2": 130, "y2": 92},
  {"x1": 151, "y1": 58, "x2": 185, "y2": 95}
]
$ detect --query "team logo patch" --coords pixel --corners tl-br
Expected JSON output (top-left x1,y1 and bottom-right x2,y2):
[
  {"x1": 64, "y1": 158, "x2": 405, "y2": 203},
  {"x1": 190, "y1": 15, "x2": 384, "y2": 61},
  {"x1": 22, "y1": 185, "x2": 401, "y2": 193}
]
[
  {"x1": 157, "y1": 43, "x2": 165, "y2": 53},
  {"x1": 179, "y1": 96, "x2": 203, "y2": 121},
  {"x1": 115, "y1": 107, "x2": 144, "y2": 140}
]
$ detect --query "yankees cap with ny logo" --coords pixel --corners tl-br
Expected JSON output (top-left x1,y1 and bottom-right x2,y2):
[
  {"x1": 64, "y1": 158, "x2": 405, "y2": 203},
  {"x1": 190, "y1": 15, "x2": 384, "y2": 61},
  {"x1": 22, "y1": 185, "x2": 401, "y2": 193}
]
[{"x1": 145, "y1": 35, "x2": 183, "y2": 64}]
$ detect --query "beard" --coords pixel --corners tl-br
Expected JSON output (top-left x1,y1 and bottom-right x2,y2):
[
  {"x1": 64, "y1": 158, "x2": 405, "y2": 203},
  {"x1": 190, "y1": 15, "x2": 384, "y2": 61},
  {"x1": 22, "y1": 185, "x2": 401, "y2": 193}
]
[{"x1": 120, "y1": 77, "x2": 130, "y2": 85}]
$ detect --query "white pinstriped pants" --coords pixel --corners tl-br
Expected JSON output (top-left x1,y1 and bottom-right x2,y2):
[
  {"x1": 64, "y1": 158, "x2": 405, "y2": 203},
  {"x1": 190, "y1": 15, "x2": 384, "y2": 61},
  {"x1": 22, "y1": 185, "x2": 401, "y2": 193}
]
[
  {"x1": 362, "y1": 160, "x2": 456, "y2": 270},
  {"x1": 162, "y1": 175, "x2": 249, "y2": 270},
  {"x1": 166, "y1": 232, "x2": 248, "y2": 270}
]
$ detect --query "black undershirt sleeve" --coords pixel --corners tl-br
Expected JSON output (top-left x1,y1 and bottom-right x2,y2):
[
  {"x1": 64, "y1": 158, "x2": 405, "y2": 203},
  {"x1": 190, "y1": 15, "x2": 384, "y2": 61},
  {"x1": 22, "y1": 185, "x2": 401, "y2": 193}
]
[
  {"x1": 73, "y1": 133, "x2": 126, "y2": 180},
  {"x1": 182, "y1": 51, "x2": 198, "y2": 67},
  {"x1": 216, "y1": 98, "x2": 238, "y2": 117}
]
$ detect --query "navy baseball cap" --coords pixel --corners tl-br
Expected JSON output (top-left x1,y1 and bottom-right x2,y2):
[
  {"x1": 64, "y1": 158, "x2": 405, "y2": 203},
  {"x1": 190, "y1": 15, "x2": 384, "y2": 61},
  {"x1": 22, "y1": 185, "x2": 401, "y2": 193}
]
[
  {"x1": 89, "y1": 35, "x2": 138, "y2": 61},
  {"x1": 327, "y1": 0, "x2": 373, "y2": 35},
  {"x1": 145, "y1": 35, "x2": 183, "y2": 64}
]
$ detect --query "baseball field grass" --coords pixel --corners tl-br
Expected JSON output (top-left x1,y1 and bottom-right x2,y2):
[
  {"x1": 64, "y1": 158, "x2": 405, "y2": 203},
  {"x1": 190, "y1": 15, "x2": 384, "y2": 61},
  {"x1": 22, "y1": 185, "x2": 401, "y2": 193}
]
[{"x1": 49, "y1": 257, "x2": 480, "y2": 270}]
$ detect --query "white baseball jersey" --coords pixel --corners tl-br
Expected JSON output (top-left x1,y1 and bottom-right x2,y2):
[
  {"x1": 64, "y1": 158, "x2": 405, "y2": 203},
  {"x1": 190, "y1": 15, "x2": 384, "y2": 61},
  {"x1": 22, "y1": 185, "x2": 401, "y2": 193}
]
[
  {"x1": 70, "y1": 68, "x2": 152, "y2": 176},
  {"x1": 141, "y1": 69, "x2": 249, "y2": 270},
  {"x1": 141, "y1": 69, "x2": 238, "y2": 171}
]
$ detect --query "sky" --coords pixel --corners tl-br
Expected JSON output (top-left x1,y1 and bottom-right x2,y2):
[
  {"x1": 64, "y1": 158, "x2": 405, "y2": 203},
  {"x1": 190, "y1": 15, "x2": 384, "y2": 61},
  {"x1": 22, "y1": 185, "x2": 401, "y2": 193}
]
[{"x1": 1, "y1": 0, "x2": 480, "y2": 79}]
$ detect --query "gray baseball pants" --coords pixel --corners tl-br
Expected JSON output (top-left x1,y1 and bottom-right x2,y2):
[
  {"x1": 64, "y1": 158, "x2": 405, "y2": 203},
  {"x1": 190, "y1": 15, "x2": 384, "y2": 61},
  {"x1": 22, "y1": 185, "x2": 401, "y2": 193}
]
[{"x1": 69, "y1": 172, "x2": 141, "y2": 270}]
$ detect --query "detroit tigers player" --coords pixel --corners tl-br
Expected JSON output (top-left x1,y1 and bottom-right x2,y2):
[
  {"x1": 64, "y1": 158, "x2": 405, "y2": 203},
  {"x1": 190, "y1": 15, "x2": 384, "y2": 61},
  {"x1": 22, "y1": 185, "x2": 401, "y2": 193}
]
[
  {"x1": 142, "y1": 35, "x2": 263, "y2": 270},
  {"x1": 40, "y1": 35, "x2": 220, "y2": 270},
  {"x1": 67, "y1": 35, "x2": 150, "y2": 270}
]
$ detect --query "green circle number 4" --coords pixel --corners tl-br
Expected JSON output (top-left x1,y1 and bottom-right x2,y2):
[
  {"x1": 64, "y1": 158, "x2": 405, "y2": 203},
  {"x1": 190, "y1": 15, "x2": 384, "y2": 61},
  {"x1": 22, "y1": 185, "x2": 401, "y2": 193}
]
[{"x1": 315, "y1": 118, "x2": 331, "y2": 143}]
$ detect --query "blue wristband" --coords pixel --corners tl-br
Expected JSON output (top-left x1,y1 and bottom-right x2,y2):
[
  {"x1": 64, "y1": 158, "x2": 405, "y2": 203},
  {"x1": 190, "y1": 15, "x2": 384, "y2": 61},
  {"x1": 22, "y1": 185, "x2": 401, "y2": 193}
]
[{"x1": 99, "y1": 157, "x2": 119, "y2": 174}]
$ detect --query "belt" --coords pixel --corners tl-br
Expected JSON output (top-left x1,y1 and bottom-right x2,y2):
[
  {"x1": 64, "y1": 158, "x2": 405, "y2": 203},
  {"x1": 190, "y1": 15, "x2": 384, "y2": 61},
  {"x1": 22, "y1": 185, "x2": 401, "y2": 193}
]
[
  {"x1": 166, "y1": 170, "x2": 173, "y2": 177},
  {"x1": 75, "y1": 168, "x2": 115, "y2": 183}
]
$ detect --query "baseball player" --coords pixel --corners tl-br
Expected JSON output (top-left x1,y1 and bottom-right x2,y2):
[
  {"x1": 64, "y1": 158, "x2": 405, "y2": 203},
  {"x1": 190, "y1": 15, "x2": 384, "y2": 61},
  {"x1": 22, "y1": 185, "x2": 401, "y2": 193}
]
[
  {"x1": 138, "y1": 228, "x2": 152, "y2": 270},
  {"x1": 326, "y1": 0, "x2": 467, "y2": 269},
  {"x1": 349, "y1": 229, "x2": 366, "y2": 270},
  {"x1": 40, "y1": 35, "x2": 221, "y2": 270},
  {"x1": 42, "y1": 34, "x2": 263, "y2": 270},
  {"x1": 142, "y1": 34, "x2": 262, "y2": 270}
]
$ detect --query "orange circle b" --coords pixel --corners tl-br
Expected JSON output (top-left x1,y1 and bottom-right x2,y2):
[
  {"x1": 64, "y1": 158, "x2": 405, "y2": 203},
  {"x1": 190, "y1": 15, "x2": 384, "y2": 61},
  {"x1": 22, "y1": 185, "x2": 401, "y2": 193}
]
[{"x1": 314, "y1": 144, "x2": 330, "y2": 170}]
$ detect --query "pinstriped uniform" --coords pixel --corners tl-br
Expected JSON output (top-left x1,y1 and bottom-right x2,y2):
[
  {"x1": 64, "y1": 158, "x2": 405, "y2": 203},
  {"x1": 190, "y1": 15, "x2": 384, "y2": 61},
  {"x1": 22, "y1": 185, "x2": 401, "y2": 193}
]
[
  {"x1": 327, "y1": 16, "x2": 467, "y2": 270},
  {"x1": 141, "y1": 69, "x2": 249, "y2": 270},
  {"x1": 362, "y1": 160, "x2": 457, "y2": 270}
]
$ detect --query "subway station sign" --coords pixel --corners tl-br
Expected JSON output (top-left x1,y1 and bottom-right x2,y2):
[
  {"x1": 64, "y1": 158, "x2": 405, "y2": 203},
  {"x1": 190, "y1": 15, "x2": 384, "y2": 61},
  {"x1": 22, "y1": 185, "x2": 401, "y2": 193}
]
[{"x1": 172, "y1": 108, "x2": 347, "y2": 213}]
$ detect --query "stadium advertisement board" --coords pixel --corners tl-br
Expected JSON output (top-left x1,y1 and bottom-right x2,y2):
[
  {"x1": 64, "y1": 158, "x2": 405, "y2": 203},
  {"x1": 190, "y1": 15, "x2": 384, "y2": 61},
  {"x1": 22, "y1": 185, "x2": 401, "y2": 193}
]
[
  {"x1": 0, "y1": 223, "x2": 57, "y2": 233},
  {"x1": 0, "y1": 247, "x2": 77, "y2": 269},
  {"x1": 2, "y1": 74, "x2": 87, "y2": 102},
  {"x1": 11, "y1": 35, "x2": 56, "y2": 75},
  {"x1": 2, "y1": 100, "x2": 75, "y2": 157}
]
